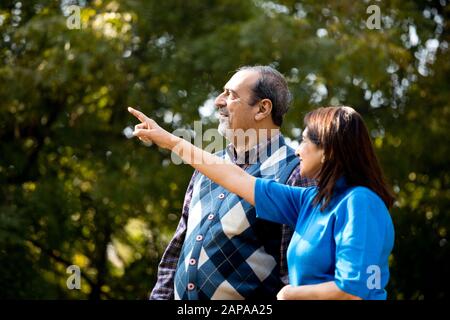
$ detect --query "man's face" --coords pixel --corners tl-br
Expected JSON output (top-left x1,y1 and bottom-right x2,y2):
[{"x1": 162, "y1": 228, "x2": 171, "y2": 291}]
[{"x1": 214, "y1": 70, "x2": 260, "y2": 140}]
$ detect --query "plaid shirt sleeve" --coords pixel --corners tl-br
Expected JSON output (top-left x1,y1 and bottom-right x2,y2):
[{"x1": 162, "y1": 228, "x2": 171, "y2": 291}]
[
  {"x1": 149, "y1": 171, "x2": 198, "y2": 300},
  {"x1": 279, "y1": 165, "x2": 316, "y2": 284}
]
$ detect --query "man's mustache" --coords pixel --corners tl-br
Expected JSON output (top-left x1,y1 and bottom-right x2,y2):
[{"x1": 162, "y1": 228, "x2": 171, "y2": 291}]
[{"x1": 218, "y1": 107, "x2": 229, "y2": 116}]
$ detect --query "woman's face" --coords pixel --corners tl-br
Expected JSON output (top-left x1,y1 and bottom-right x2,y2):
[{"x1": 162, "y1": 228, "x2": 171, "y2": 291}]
[{"x1": 296, "y1": 128, "x2": 324, "y2": 179}]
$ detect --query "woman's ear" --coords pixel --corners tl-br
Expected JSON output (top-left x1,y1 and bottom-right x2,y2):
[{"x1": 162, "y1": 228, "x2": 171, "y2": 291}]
[{"x1": 254, "y1": 99, "x2": 273, "y2": 121}]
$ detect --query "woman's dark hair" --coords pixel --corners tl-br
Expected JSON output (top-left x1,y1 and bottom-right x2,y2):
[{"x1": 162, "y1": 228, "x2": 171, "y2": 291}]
[{"x1": 304, "y1": 106, "x2": 395, "y2": 210}]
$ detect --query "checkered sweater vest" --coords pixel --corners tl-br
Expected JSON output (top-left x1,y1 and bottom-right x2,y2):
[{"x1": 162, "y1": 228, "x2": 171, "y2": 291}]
[{"x1": 174, "y1": 136, "x2": 298, "y2": 300}]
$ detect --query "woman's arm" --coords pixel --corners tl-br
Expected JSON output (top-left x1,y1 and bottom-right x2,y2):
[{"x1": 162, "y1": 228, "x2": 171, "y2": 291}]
[
  {"x1": 128, "y1": 107, "x2": 256, "y2": 205},
  {"x1": 173, "y1": 138, "x2": 256, "y2": 205},
  {"x1": 277, "y1": 282, "x2": 362, "y2": 300}
]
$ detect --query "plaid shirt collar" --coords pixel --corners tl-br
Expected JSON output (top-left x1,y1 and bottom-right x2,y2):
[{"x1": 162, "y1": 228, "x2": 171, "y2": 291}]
[{"x1": 225, "y1": 131, "x2": 282, "y2": 165}]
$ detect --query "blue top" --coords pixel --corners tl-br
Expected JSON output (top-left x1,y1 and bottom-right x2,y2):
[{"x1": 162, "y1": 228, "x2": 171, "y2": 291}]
[{"x1": 254, "y1": 177, "x2": 394, "y2": 300}]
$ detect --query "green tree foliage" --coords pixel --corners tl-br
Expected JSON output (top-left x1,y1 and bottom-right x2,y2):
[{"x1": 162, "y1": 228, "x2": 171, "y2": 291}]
[{"x1": 0, "y1": 0, "x2": 448, "y2": 299}]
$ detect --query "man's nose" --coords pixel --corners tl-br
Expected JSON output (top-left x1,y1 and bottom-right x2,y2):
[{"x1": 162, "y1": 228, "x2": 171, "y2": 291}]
[{"x1": 214, "y1": 92, "x2": 226, "y2": 109}]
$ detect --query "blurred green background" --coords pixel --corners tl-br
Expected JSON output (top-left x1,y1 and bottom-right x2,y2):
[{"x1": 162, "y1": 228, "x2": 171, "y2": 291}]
[{"x1": 0, "y1": 0, "x2": 448, "y2": 299}]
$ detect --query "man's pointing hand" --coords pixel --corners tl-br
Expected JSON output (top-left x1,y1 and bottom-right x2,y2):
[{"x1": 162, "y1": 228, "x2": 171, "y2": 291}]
[{"x1": 128, "y1": 107, "x2": 179, "y2": 150}]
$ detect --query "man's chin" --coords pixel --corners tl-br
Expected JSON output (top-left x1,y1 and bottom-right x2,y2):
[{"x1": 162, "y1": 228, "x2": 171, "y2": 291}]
[{"x1": 218, "y1": 125, "x2": 233, "y2": 141}]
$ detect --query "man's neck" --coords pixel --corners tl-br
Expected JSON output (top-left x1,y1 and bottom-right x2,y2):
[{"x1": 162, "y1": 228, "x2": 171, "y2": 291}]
[{"x1": 232, "y1": 128, "x2": 280, "y2": 154}]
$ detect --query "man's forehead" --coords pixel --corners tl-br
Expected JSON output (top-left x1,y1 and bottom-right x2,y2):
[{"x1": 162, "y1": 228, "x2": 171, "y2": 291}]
[{"x1": 225, "y1": 70, "x2": 260, "y2": 90}]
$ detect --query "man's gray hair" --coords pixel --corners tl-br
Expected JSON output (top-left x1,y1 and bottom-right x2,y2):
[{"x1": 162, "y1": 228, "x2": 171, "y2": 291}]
[{"x1": 237, "y1": 65, "x2": 292, "y2": 126}]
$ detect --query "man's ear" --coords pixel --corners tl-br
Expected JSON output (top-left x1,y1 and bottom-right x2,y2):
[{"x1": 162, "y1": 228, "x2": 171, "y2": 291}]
[{"x1": 254, "y1": 99, "x2": 273, "y2": 121}]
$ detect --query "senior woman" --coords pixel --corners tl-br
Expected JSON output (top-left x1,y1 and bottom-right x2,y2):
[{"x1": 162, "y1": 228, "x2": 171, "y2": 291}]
[{"x1": 128, "y1": 105, "x2": 395, "y2": 300}]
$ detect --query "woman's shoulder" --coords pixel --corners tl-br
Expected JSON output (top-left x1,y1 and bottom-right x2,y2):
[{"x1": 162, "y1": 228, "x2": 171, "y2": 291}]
[
  {"x1": 341, "y1": 185, "x2": 388, "y2": 211},
  {"x1": 336, "y1": 185, "x2": 394, "y2": 239},
  {"x1": 330, "y1": 186, "x2": 392, "y2": 232},
  {"x1": 292, "y1": 184, "x2": 318, "y2": 199}
]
